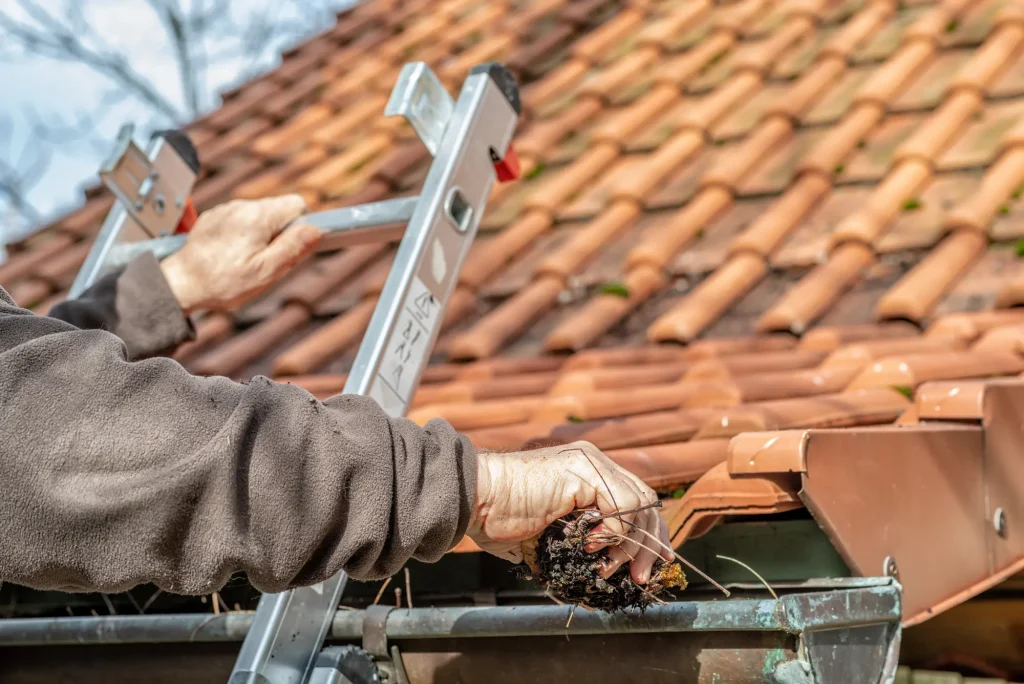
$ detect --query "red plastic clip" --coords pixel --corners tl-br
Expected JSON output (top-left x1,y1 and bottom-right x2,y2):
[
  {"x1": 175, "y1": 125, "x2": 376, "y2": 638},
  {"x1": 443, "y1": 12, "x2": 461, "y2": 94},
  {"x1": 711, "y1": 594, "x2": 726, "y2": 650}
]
[
  {"x1": 491, "y1": 144, "x2": 521, "y2": 183},
  {"x1": 174, "y1": 197, "x2": 198, "y2": 234}
]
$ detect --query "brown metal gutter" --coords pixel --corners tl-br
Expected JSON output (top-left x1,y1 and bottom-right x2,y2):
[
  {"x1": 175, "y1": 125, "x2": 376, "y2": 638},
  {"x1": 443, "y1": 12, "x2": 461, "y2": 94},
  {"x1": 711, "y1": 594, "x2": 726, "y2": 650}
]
[{"x1": 711, "y1": 377, "x2": 1024, "y2": 628}]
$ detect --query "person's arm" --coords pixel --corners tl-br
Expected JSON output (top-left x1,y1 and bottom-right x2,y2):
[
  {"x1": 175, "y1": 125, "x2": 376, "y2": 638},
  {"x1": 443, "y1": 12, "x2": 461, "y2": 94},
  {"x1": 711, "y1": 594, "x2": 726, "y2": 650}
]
[
  {"x1": 1, "y1": 284, "x2": 476, "y2": 595},
  {"x1": 47, "y1": 252, "x2": 196, "y2": 360},
  {"x1": 1, "y1": 283, "x2": 669, "y2": 595},
  {"x1": 2, "y1": 198, "x2": 668, "y2": 595},
  {"x1": 47, "y1": 194, "x2": 323, "y2": 360}
]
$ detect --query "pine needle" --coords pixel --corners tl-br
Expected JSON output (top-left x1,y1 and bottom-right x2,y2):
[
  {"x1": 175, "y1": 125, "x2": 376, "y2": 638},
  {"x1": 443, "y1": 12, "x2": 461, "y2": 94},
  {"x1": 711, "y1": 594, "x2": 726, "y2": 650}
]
[{"x1": 716, "y1": 555, "x2": 777, "y2": 599}]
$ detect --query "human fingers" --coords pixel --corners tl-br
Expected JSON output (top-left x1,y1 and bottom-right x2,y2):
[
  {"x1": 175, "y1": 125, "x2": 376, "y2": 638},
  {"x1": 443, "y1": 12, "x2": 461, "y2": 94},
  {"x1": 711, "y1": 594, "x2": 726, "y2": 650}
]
[
  {"x1": 578, "y1": 457, "x2": 643, "y2": 553},
  {"x1": 627, "y1": 507, "x2": 661, "y2": 584},
  {"x1": 615, "y1": 465, "x2": 673, "y2": 564},
  {"x1": 255, "y1": 222, "x2": 321, "y2": 279},
  {"x1": 255, "y1": 194, "x2": 308, "y2": 241},
  {"x1": 597, "y1": 507, "x2": 659, "y2": 583}
]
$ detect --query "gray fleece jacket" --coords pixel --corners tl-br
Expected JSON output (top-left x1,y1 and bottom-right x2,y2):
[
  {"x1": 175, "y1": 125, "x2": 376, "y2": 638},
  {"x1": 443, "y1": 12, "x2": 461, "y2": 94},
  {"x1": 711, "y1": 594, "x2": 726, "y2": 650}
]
[{"x1": 0, "y1": 253, "x2": 476, "y2": 596}]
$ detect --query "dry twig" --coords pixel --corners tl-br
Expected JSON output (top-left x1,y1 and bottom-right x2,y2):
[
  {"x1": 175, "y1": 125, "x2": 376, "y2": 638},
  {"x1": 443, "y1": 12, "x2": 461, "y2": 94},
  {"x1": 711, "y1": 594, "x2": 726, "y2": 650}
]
[
  {"x1": 372, "y1": 576, "x2": 393, "y2": 606},
  {"x1": 589, "y1": 530, "x2": 730, "y2": 597},
  {"x1": 100, "y1": 594, "x2": 117, "y2": 615},
  {"x1": 404, "y1": 567, "x2": 413, "y2": 613},
  {"x1": 125, "y1": 590, "x2": 143, "y2": 615},
  {"x1": 716, "y1": 555, "x2": 777, "y2": 599},
  {"x1": 141, "y1": 589, "x2": 163, "y2": 614}
]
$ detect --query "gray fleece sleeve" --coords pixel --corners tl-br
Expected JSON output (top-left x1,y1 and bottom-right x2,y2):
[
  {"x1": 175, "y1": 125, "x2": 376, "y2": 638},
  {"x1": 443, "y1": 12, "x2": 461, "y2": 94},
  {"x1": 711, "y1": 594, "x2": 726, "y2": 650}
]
[
  {"x1": 47, "y1": 252, "x2": 195, "y2": 360},
  {"x1": 0, "y1": 284, "x2": 476, "y2": 595}
]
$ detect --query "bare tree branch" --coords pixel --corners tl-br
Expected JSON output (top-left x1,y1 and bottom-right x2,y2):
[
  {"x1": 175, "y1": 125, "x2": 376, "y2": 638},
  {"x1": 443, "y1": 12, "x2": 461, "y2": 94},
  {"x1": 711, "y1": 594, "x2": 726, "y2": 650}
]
[
  {"x1": 0, "y1": 0, "x2": 358, "y2": 239},
  {"x1": 0, "y1": 113, "x2": 47, "y2": 229},
  {"x1": 0, "y1": 0, "x2": 185, "y2": 120},
  {"x1": 146, "y1": 0, "x2": 201, "y2": 116}
]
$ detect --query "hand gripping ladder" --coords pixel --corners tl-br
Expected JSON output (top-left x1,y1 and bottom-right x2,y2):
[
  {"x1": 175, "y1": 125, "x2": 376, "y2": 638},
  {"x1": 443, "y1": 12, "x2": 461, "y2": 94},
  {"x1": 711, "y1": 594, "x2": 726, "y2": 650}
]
[
  {"x1": 70, "y1": 62, "x2": 521, "y2": 309},
  {"x1": 73, "y1": 61, "x2": 522, "y2": 683}
]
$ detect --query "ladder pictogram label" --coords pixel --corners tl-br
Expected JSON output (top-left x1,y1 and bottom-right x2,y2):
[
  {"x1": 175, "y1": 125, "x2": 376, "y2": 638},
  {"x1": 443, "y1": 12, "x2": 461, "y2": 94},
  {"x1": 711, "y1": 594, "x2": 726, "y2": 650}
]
[{"x1": 371, "y1": 276, "x2": 441, "y2": 414}]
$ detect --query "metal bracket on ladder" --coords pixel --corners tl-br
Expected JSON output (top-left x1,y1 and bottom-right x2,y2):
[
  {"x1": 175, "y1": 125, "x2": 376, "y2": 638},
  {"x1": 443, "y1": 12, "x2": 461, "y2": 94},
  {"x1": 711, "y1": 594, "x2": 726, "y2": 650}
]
[
  {"x1": 68, "y1": 125, "x2": 200, "y2": 299},
  {"x1": 223, "y1": 61, "x2": 520, "y2": 684}
]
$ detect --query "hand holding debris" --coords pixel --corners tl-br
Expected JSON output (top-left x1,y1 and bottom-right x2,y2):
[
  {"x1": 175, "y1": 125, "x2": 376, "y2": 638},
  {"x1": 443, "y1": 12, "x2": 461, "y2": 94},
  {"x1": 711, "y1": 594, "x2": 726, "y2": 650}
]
[
  {"x1": 161, "y1": 195, "x2": 322, "y2": 314},
  {"x1": 467, "y1": 441, "x2": 673, "y2": 585}
]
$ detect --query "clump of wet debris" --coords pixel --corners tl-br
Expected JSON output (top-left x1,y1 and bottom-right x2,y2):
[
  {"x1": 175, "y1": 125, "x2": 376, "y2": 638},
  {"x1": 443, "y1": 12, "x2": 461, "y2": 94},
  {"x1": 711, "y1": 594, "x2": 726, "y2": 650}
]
[{"x1": 515, "y1": 510, "x2": 687, "y2": 613}]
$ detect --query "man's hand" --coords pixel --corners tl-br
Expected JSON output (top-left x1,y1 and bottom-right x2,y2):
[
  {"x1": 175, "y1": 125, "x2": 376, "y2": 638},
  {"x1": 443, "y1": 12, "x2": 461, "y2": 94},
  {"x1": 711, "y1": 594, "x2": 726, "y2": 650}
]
[
  {"x1": 467, "y1": 441, "x2": 672, "y2": 585},
  {"x1": 161, "y1": 195, "x2": 321, "y2": 314}
]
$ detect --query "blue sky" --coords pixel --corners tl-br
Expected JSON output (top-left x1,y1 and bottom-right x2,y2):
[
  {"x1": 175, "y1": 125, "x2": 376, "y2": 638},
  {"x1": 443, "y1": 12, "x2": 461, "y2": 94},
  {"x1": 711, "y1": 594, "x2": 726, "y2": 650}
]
[{"x1": 0, "y1": 0, "x2": 354, "y2": 259}]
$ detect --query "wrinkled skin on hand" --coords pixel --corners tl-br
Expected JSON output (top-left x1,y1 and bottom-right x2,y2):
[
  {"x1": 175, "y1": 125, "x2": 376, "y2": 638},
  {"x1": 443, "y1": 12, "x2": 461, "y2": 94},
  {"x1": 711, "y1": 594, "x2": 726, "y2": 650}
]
[
  {"x1": 467, "y1": 441, "x2": 673, "y2": 585},
  {"x1": 161, "y1": 195, "x2": 322, "y2": 314}
]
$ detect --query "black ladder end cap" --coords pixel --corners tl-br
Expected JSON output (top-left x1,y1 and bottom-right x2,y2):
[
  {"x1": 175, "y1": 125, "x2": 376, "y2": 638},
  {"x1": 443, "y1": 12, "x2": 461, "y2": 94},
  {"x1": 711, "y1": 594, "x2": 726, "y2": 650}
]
[
  {"x1": 152, "y1": 129, "x2": 201, "y2": 174},
  {"x1": 470, "y1": 62, "x2": 521, "y2": 117}
]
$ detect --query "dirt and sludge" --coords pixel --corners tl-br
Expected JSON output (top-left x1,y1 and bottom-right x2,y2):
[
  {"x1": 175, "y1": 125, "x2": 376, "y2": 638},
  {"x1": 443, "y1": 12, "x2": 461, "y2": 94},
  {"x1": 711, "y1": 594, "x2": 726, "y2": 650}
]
[{"x1": 516, "y1": 509, "x2": 688, "y2": 613}]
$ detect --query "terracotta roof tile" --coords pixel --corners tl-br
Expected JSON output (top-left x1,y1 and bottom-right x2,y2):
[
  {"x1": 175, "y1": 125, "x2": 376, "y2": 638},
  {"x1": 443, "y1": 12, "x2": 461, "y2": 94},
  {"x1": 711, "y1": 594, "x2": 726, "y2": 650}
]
[
  {"x1": 847, "y1": 350, "x2": 1024, "y2": 390},
  {"x1": 8, "y1": 278, "x2": 51, "y2": 308},
  {"x1": 914, "y1": 379, "x2": 988, "y2": 420},
  {"x1": 726, "y1": 387, "x2": 908, "y2": 434},
  {"x1": 649, "y1": 252, "x2": 768, "y2": 342},
  {"x1": 875, "y1": 229, "x2": 988, "y2": 322},
  {"x1": 821, "y1": 334, "x2": 968, "y2": 368},
  {"x1": 667, "y1": 462, "x2": 802, "y2": 544},
  {"x1": 0, "y1": 234, "x2": 75, "y2": 286},
  {"x1": 927, "y1": 308, "x2": 1024, "y2": 342},
  {"x1": 57, "y1": 196, "x2": 115, "y2": 238},
  {"x1": 830, "y1": 158, "x2": 932, "y2": 246},
  {"x1": 172, "y1": 312, "x2": 234, "y2": 365},
  {"x1": 638, "y1": 0, "x2": 712, "y2": 48},
  {"x1": 607, "y1": 439, "x2": 732, "y2": 492},
  {"x1": 796, "y1": 321, "x2": 918, "y2": 350},
  {"x1": 272, "y1": 297, "x2": 377, "y2": 376},
  {"x1": 539, "y1": 409, "x2": 712, "y2": 450},
  {"x1": 712, "y1": 0, "x2": 774, "y2": 35},
  {"x1": 758, "y1": 242, "x2": 876, "y2": 334},
  {"x1": 949, "y1": 130, "x2": 1024, "y2": 213},
  {"x1": 628, "y1": 185, "x2": 732, "y2": 269},
  {"x1": 611, "y1": 131, "x2": 704, "y2": 201},
  {"x1": 730, "y1": 173, "x2": 830, "y2": 256},
  {"x1": 448, "y1": 275, "x2": 564, "y2": 359},
  {"x1": 559, "y1": 345, "x2": 688, "y2": 369},
  {"x1": 726, "y1": 428, "x2": 807, "y2": 475}
]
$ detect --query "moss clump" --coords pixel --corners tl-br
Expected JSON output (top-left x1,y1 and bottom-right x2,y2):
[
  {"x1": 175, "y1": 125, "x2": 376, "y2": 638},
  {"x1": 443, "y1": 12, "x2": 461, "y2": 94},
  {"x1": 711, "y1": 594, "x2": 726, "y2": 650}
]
[
  {"x1": 599, "y1": 282, "x2": 630, "y2": 298},
  {"x1": 525, "y1": 162, "x2": 546, "y2": 180},
  {"x1": 892, "y1": 385, "x2": 914, "y2": 399}
]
